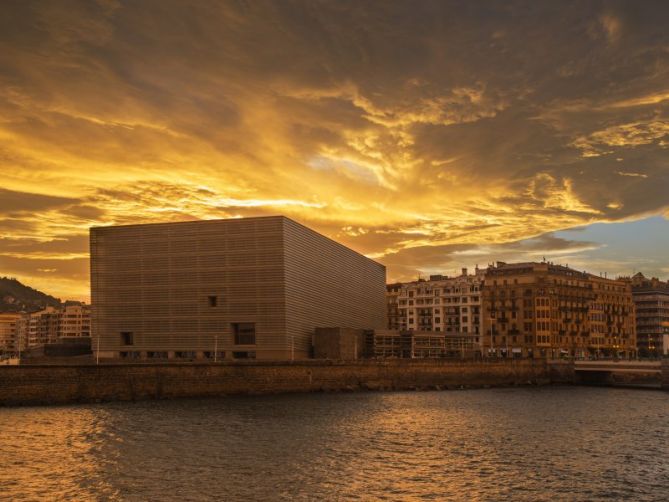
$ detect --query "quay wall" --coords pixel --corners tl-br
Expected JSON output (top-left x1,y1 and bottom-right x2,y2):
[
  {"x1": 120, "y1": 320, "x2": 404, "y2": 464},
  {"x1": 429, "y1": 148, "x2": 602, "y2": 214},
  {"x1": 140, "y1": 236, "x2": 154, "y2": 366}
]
[{"x1": 0, "y1": 360, "x2": 574, "y2": 407}]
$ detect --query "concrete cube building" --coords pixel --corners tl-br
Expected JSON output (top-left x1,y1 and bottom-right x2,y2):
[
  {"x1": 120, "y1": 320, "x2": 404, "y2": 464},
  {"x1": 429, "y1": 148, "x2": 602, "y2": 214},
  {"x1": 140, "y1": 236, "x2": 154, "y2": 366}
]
[{"x1": 90, "y1": 216, "x2": 386, "y2": 360}]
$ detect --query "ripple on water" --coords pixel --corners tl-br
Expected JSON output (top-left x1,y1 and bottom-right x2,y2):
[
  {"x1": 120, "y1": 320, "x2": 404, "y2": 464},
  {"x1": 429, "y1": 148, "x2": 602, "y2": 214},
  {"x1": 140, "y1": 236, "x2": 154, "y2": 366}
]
[{"x1": 1, "y1": 387, "x2": 669, "y2": 501}]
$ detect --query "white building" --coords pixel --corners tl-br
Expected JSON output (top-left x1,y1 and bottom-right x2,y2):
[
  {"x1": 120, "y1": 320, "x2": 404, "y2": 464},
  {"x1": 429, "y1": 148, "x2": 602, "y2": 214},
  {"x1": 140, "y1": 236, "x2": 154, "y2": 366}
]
[{"x1": 387, "y1": 267, "x2": 485, "y2": 344}]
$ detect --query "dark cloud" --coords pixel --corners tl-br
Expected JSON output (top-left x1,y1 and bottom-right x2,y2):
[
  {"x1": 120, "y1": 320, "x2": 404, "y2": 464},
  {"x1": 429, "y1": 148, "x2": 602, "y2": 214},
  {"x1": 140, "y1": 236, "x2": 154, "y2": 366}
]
[
  {"x1": 0, "y1": 188, "x2": 79, "y2": 213},
  {"x1": 0, "y1": 235, "x2": 89, "y2": 255},
  {"x1": 1, "y1": 0, "x2": 668, "y2": 296},
  {"x1": 380, "y1": 232, "x2": 602, "y2": 281}
]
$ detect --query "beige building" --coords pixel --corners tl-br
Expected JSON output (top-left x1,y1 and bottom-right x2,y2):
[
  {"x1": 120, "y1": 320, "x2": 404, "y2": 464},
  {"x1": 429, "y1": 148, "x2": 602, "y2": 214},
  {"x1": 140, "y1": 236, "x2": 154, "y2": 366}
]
[
  {"x1": 90, "y1": 216, "x2": 386, "y2": 360},
  {"x1": 481, "y1": 262, "x2": 636, "y2": 359},
  {"x1": 386, "y1": 267, "x2": 484, "y2": 340},
  {"x1": 0, "y1": 313, "x2": 21, "y2": 355},
  {"x1": 59, "y1": 302, "x2": 91, "y2": 339}
]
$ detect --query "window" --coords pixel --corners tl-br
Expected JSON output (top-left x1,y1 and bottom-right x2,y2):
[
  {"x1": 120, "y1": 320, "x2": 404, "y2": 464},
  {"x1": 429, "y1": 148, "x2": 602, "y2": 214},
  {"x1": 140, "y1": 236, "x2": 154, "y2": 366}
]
[
  {"x1": 233, "y1": 322, "x2": 256, "y2": 345},
  {"x1": 233, "y1": 351, "x2": 256, "y2": 359},
  {"x1": 208, "y1": 295, "x2": 218, "y2": 307},
  {"x1": 120, "y1": 331, "x2": 134, "y2": 346}
]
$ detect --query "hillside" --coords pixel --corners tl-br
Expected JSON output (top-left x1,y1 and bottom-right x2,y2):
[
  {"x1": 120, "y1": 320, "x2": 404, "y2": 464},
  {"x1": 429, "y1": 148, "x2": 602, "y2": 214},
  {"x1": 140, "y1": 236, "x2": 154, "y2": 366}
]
[{"x1": 0, "y1": 277, "x2": 61, "y2": 313}]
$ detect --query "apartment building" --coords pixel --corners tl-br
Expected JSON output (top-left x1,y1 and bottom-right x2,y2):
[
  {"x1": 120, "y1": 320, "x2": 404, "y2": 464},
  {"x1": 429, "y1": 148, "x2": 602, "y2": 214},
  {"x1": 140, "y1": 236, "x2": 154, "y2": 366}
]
[
  {"x1": 627, "y1": 273, "x2": 669, "y2": 356},
  {"x1": 0, "y1": 313, "x2": 20, "y2": 355},
  {"x1": 27, "y1": 306, "x2": 60, "y2": 347},
  {"x1": 90, "y1": 216, "x2": 386, "y2": 361},
  {"x1": 481, "y1": 262, "x2": 636, "y2": 359},
  {"x1": 386, "y1": 267, "x2": 484, "y2": 340},
  {"x1": 59, "y1": 301, "x2": 91, "y2": 339}
]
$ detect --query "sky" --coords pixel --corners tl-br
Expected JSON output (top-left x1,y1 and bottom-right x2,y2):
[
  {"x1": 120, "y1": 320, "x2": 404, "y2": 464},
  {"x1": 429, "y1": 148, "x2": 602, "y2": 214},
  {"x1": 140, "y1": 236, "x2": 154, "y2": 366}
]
[{"x1": 1, "y1": 0, "x2": 668, "y2": 301}]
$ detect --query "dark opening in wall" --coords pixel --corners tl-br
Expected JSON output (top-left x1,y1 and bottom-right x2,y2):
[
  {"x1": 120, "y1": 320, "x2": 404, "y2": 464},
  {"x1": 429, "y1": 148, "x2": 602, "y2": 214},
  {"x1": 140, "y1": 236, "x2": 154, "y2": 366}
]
[
  {"x1": 232, "y1": 323, "x2": 256, "y2": 345},
  {"x1": 120, "y1": 331, "x2": 134, "y2": 346}
]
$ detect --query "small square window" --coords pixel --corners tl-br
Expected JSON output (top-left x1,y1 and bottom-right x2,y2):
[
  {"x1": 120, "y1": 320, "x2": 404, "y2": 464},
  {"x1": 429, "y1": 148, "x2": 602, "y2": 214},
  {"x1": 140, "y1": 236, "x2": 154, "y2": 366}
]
[
  {"x1": 120, "y1": 331, "x2": 134, "y2": 346},
  {"x1": 208, "y1": 295, "x2": 218, "y2": 307}
]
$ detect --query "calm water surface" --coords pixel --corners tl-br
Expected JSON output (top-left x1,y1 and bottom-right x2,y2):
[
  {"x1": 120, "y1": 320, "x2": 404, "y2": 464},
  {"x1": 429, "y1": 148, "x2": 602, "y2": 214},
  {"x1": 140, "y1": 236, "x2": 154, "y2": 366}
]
[{"x1": 1, "y1": 387, "x2": 668, "y2": 501}]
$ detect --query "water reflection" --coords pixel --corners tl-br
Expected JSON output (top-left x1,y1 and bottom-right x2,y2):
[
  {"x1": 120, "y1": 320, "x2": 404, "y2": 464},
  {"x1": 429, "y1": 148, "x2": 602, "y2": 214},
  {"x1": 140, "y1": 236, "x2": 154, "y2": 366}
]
[{"x1": 0, "y1": 387, "x2": 668, "y2": 501}]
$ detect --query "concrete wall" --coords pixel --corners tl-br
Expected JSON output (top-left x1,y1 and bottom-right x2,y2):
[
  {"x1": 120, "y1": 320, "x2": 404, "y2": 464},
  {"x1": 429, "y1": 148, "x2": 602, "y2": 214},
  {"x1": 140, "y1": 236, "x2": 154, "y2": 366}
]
[
  {"x1": 313, "y1": 328, "x2": 366, "y2": 360},
  {"x1": 0, "y1": 360, "x2": 567, "y2": 406},
  {"x1": 283, "y1": 217, "x2": 386, "y2": 358}
]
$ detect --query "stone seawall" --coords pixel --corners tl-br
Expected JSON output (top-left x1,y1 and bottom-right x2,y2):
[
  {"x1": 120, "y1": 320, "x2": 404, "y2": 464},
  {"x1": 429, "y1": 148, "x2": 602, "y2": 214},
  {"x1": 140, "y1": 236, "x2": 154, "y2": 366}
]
[{"x1": 0, "y1": 359, "x2": 574, "y2": 407}]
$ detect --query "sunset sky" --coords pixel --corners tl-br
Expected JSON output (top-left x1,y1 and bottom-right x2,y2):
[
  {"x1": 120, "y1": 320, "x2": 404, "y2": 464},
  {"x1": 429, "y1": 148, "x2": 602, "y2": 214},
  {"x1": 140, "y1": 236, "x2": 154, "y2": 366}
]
[{"x1": 1, "y1": 0, "x2": 668, "y2": 301}]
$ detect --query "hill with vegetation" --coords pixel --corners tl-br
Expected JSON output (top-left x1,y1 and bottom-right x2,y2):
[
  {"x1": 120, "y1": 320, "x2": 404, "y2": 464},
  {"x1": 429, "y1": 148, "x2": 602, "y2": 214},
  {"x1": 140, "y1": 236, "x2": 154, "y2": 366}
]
[{"x1": 0, "y1": 277, "x2": 61, "y2": 313}]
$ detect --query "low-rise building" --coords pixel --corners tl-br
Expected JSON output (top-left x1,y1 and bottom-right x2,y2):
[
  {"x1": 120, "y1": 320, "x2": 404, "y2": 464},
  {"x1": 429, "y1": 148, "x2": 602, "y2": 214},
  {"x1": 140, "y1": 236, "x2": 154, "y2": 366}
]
[
  {"x1": 313, "y1": 328, "x2": 479, "y2": 360},
  {"x1": 367, "y1": 329, "x2": 479, "y2": 359}
]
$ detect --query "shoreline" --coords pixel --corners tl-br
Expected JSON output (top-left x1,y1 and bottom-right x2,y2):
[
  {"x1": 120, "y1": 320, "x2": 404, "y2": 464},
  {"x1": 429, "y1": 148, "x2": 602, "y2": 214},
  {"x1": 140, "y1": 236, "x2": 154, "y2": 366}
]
[{"x1": 0, "y1": 359, "x2": 665, "y2": 407}]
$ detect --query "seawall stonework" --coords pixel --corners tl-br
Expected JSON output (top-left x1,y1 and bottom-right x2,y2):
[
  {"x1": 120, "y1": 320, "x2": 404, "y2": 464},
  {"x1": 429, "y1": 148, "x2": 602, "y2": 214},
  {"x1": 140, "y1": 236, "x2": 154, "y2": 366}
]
[{"x1": 0, "y1": 360, "x2": 574, "y2": 406}]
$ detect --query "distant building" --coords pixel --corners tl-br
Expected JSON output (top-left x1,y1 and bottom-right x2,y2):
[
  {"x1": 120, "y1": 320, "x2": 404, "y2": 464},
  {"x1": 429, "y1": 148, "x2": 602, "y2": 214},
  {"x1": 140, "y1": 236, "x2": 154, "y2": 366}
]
[
  {"x1": 386, "y1": 267, "x2": 484, "y2": 338},
  {"x1": 481, "y1": 262, "x2": 636, "y2": 359},
  {"x1": 59, "y1": 302, "x2": 91, "y2": 339},
  {"x1": 90, "y1": 216, "x2": 386, "y2": 360},
  {"x1": 27, "y1": 306, "x2": 60, "y2": 347},
  {"x1": 0, "y1": 313, "x2": 20, "y2": 355},
  {"x1": 627, "y1": 273, "x2": 669, "y2": 357},
  {"x1": 1, "y1": 303, "x2": 91, "y2": 356}
]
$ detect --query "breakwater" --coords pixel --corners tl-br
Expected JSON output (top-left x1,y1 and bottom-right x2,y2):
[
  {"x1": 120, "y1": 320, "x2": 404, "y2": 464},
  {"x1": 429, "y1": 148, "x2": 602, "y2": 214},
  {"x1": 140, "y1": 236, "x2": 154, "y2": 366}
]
[{"x1": 0, "y1": 359, "x2": 575, "y2": 406}]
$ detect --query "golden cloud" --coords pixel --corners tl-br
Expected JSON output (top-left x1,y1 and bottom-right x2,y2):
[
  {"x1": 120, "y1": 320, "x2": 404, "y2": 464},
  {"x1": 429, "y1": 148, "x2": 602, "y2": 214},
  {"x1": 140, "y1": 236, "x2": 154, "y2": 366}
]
[{"x1": 1, "y1": 1, "x2": 668, "y2": 296}]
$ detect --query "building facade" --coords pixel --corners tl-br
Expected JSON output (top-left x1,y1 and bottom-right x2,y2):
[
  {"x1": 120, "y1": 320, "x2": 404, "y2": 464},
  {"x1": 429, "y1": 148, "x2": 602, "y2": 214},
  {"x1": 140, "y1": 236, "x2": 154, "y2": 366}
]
[
  {"x1": 368, "y1": 329, "x2": 479, "y2": 359},
  {"x1": 0, "y1": 313, "x2": 20, "y2": 355},
  {"x1": 90, "y1": 216, "x2": 386, "y2": 360},
  {"x1": 481, "y1": 262, "x2": 636, "y2": 359},
  {"x1": 59, "y1": 302, "x2": 91, "y2": 339},
  {"x1": 27, "y1": 306, "x2": 60, "y2": 347},
  {"x1": 627, "y1": 273, "x2": 669, "y2": 357},
  {"x1": 386, "y1": 268, "x2": 484, "y2": 340},
  {"x1": 313, "y1": 328, "x2": 480, "y2": 360}
]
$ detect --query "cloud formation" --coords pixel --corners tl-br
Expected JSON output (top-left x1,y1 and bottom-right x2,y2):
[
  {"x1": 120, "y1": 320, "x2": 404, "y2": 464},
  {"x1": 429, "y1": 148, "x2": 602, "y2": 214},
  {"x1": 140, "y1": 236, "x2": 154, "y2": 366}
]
[{"x1": 0, "y1": 0, "x2": 668, "y2": 298}]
